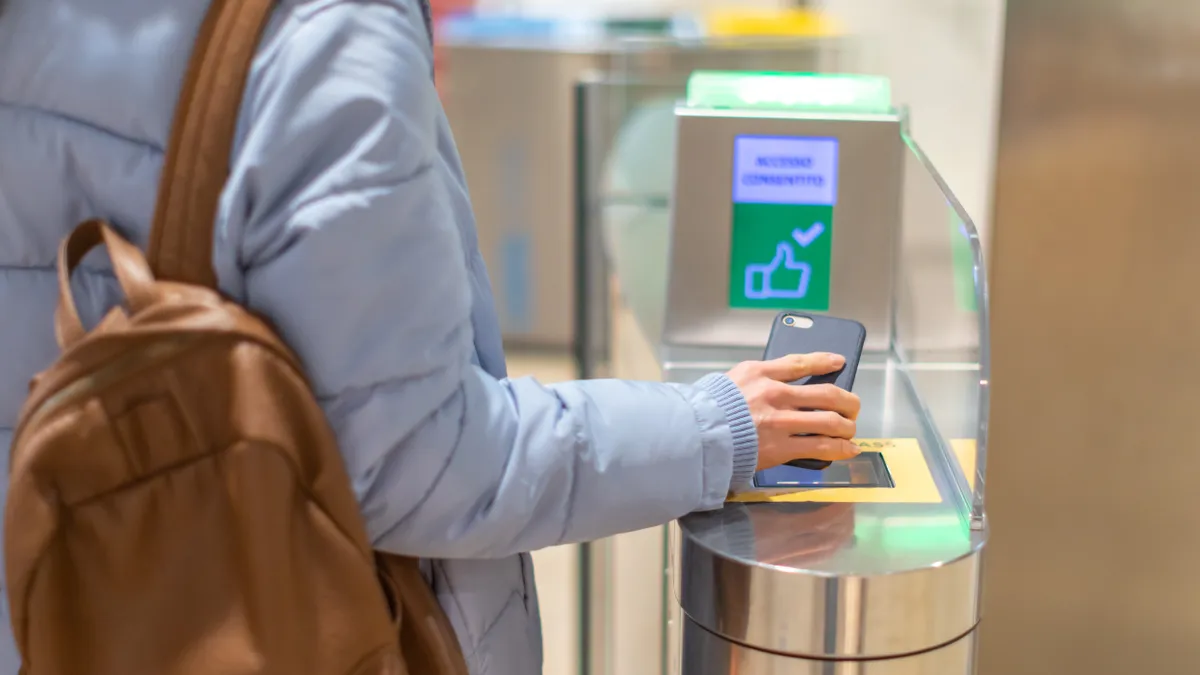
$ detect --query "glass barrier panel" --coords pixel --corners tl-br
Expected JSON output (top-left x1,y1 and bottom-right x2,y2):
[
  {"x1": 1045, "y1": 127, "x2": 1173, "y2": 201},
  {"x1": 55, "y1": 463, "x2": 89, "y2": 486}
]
[{"x1": 895, "y1": 133, "x2": 990, "y2": 526}]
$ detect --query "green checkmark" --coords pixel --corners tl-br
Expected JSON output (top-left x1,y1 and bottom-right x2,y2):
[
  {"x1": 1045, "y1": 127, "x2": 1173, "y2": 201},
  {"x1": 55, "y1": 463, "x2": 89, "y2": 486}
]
[{"x1": 729, "y1": 203, "x2": 833, "y2": 311}]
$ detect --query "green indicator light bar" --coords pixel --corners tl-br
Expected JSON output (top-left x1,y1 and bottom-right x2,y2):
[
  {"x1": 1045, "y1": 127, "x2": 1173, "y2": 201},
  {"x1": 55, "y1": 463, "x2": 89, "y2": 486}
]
[
  {"x1": 855, "y1": 514, "x2": 970, "y2": 552},
  {"x1": 686, "y1": 71, "x2": 892, "y2": 114}
]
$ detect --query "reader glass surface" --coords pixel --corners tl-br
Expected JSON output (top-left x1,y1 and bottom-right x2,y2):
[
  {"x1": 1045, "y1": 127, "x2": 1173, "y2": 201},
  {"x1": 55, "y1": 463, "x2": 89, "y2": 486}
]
[{"x1": 754, "y1": 451, "x2": 894, "y2": 489}]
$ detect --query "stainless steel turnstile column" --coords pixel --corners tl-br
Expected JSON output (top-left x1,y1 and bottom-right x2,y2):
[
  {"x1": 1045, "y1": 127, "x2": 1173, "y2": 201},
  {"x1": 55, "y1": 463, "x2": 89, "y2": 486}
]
[{"x1": 671, "y1": 503, "x2": 982, "y2": 674}]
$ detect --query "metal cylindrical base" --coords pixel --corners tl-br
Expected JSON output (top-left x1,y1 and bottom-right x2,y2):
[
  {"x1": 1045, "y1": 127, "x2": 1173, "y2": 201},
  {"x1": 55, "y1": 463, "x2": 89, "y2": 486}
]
[{"x1": 680, "y1": 615, "x2": 976, "y2": 675}]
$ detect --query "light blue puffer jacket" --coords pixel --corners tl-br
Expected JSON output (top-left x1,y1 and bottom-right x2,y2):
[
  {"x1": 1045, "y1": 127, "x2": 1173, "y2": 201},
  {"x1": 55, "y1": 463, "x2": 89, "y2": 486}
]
[{"x1": 0, "y1": 1, "x2": 759, "y2": 672}]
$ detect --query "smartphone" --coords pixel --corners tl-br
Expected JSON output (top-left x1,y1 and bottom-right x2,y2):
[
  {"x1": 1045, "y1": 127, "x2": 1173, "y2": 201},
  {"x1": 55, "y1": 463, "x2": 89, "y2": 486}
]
[
  {"x1": 762, "y1": 312, "x2": 866, "y2": 390},
  {"x1": 758, "y1": 312, "x2": 866, "y2": 475}
]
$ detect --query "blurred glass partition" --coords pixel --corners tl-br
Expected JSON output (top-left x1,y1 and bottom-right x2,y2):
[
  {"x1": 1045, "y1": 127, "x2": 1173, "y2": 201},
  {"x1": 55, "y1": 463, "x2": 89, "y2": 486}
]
[
  {"x1": 443, "y1": 17, "x2": 861, "y2": 348},
  {"x1": 575, "y1": 74, "x2": 702, "y2": 675},
  {"x1": 574, "y1": 76, "x2": 678, "y2": 383},
  {"x1": 573, "y1": 76, "x2": 680, "y2": 675},
  {"x1": 895, "y1": 133, "x2": 990, "y2": 524}
]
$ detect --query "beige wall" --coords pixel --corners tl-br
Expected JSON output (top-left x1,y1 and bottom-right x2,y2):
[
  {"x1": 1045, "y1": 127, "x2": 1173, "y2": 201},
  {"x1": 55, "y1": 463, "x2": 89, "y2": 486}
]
[
  {"x1": 981, "y1": 3, "x2": 1200, "y2": 673},
  {"x1": 821, "y1": 0, "x2": 1005, "y2": 240}
]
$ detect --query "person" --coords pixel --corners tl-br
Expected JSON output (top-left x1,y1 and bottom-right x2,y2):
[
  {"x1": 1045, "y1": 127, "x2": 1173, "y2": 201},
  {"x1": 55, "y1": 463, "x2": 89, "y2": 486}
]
[{"x1": 0, "y1": 0, "x2": 861, "y2": 672}]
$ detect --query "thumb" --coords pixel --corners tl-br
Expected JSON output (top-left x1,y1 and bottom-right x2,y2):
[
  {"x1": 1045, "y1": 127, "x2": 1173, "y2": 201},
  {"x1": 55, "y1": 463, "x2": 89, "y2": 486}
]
[{"x1": 759, "y1": 352, "x2": 845, "y2": 382}]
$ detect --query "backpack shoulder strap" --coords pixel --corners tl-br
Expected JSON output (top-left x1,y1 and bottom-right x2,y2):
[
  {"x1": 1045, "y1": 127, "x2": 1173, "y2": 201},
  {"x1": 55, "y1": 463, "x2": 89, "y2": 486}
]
[{"x1": 147, "y1": 0, "x2": 275, "y2": 287}]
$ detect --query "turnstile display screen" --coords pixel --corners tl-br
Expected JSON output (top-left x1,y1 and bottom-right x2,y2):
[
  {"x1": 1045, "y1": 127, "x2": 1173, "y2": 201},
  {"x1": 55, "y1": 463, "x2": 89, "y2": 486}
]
[
  {"x1": 753, "y1": 451, "x2": 894, "y2": 489},
  {"x1": 728, "y1": 135, "x2": 838, "y2": 311}
]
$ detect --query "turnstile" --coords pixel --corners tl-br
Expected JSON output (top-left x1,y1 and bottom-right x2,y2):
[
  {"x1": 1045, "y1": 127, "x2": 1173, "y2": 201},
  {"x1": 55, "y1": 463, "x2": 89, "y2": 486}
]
[{"x1": 585, "y1": 70, "x2": 989, "y2": 675}]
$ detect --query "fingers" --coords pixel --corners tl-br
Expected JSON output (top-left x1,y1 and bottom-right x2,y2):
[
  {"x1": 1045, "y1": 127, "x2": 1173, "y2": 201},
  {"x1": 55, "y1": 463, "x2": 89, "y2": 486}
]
[
  {"x1": 760, "y1": 409, "x2": 857, "y2": 439},
  {"x1": 757, "y1": 353, "x2": 844, "y2": 382},
  {"x1": 782, "y1": 436, "x2": 861, "y2": 462},
  {"x1": 771, "y1": 382, "x2": 861, "y2": 420}
]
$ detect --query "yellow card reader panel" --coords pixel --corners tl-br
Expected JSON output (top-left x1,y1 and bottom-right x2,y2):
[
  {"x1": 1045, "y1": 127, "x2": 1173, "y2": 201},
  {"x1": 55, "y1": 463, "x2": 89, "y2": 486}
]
[{"x1": 730, "y1": 438, "x2": 940, "y2": 504}]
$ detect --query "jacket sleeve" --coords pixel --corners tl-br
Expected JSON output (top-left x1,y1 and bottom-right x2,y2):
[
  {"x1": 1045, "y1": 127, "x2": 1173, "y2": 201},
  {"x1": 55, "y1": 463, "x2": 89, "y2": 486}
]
[{"x1": 213, "y1": 0, "x2": 759, "y2": 559}]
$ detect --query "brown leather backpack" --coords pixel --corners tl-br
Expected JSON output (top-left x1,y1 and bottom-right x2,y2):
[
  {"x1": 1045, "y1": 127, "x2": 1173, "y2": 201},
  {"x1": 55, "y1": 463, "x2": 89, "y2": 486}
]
[{"x1": 3, "y1": 1, "x2": 468, "y2": 674}]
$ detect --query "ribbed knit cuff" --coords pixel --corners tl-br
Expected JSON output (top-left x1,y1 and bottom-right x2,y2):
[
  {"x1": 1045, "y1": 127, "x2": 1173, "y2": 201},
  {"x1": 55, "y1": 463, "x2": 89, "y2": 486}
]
[{"x1": 695, "y1": 372, "x2": 759, "y2": 492}]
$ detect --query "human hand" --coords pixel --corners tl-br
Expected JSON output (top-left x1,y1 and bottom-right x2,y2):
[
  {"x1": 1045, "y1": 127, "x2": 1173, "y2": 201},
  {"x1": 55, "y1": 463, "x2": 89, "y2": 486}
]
[{"x1": 725, "y1": 353, "x2": 861, "y2": 471}]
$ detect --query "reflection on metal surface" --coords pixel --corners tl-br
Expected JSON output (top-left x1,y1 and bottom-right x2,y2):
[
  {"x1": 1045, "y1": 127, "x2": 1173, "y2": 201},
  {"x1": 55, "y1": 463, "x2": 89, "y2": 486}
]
[
  {"x1": 740, "y1": 503, "x2": 858, "y2": 568},
  {"x1": 982, "y1": 2, "x2": 1200, "y2": 674},
  {"x1": 679, "y1": 614, "x2": 976, "y2": 675}
]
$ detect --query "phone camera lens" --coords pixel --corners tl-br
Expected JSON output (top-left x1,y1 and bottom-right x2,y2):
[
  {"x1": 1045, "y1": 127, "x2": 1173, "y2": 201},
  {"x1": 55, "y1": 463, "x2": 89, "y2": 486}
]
[{"x1": 783, "y1": 316, "x2": 795, "y2": 326}]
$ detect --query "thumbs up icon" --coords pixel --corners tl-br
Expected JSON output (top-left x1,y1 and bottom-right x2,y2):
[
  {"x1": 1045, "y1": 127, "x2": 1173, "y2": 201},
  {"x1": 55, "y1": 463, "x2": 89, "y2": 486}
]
[{"x1": 744, "y1": 225, "x2": 821, "y2": 300}]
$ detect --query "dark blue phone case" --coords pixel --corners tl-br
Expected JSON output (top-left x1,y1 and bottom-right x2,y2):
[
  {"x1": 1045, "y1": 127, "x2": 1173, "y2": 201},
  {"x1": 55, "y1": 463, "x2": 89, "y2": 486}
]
[{"x1": 756, "y1": 312, "x2": 866, "y2": 478}]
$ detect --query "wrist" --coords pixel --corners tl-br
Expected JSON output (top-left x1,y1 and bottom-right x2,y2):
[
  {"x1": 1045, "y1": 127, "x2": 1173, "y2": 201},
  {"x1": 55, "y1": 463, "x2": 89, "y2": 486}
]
[{"x1": 695, "y1": 373, "x2": 759, "y2": 491}]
